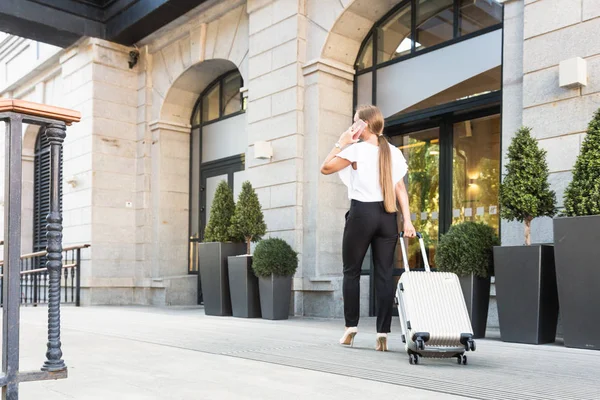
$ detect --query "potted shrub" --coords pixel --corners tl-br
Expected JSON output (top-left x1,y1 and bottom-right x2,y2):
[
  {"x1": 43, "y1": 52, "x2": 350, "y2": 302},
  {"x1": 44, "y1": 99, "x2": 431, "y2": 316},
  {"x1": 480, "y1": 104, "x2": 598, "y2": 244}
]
[
  {"x1": 553, "y1": 109, "x2": 600, "y2": 350},
  {"x1": 435, "y1": 221, "x2": 499, "y2": 338},
  {"x1": 252, "y1": 238, "x2": 298, "y2": 320},
  {"x1": 494, "y1": 126, "x2": 559, "y2": 344},
  {"x1": 227, "y1": 181, "x2": 267, "y2": 318},
  {"x1": 199, "y1": 181, "x2": 245, "y2": 316}
]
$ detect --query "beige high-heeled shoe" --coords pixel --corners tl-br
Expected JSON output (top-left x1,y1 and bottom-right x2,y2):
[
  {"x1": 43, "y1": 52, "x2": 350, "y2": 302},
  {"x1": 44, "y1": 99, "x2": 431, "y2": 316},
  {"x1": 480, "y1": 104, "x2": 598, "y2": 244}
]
[
  {"x1": 375, "y1": 333, "x2": 388, "y2": 351},
  {"x1": 339, "y1": 327, "x2": 358, "y2": 346}
]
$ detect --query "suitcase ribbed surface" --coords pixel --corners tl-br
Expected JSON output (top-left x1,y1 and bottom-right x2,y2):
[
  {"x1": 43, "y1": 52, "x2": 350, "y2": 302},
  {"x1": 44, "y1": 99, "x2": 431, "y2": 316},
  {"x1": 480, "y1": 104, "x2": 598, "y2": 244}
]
[{"x1": 399, "y1": 271, "x2": 473, "y2": 347}]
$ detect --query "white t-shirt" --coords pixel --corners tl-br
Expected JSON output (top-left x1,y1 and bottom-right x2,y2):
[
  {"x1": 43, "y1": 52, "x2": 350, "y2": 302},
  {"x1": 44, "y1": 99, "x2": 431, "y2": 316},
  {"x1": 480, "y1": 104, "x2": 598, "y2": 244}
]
[{"x1": 336, "y1": 142, "x2": 408, "y2": 202}]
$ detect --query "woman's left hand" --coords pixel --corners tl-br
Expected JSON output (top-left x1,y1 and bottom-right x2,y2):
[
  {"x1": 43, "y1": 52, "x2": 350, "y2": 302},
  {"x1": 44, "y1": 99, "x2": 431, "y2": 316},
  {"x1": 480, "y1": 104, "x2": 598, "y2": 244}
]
[{"x1": 403, "y1": 221, "x2": 416, "y2": 238}]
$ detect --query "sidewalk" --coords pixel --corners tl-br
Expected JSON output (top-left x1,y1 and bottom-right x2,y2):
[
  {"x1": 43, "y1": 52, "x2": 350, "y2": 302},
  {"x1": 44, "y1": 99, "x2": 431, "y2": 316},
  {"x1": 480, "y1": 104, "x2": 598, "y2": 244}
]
[{"x1": 14, "y1": 306, "x2": 600, "y2": 400}]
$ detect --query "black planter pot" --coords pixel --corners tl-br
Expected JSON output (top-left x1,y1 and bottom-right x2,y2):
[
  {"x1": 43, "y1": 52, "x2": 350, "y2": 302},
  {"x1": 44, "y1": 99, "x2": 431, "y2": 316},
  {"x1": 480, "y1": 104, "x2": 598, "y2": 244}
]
[
  {"x1": 458, "y1": 275, "x2": 490, "y2": 339},
  {"x1": 198, "y1": 242, "x2": 245, "y2": 316},
  {"x1": 259, "y1": 275, "x2": 292, "y2": 320},
  {"x1": 227, "y1": 256, "x2": 261, "y2": 318},
  {"x1": 554, "y1": 215, "x2": 600, "y2": 350},
  {"x1": 493, "y1": 245, "x2": 559, "y2": 344}
]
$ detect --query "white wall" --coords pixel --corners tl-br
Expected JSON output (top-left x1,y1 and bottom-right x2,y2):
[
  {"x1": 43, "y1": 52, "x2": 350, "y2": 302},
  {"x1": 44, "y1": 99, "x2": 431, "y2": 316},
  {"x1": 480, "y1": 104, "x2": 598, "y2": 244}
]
[
  {"x1": 374, "y1": 30, "x2": 502, "y2": 118},
  {"x1": 202, "y1": 113, "x2": 247, "y2": 162},
  {"x1": 502, "y1": 0, "x2": 600, "y2": 246},
  {"x1": 0, "y1": 34, "x2": 61, "y2": 93}
]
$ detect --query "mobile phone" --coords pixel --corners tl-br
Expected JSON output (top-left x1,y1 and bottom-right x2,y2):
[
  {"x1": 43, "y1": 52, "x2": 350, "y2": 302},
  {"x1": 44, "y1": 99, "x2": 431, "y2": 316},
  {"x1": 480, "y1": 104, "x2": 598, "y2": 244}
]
[{"x1": 350, "y1": 119, "x2": 367, "y2": 141}]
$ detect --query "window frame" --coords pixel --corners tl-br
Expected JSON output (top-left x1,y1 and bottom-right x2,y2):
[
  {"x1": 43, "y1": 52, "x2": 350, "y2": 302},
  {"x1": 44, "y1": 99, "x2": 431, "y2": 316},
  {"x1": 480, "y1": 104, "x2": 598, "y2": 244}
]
[
  {"x1": 191, "y1": 69, "x2": 245, "y2": 128},
  {"x1": 355, "y1": 0, "x2": 503, "y2": 75}
]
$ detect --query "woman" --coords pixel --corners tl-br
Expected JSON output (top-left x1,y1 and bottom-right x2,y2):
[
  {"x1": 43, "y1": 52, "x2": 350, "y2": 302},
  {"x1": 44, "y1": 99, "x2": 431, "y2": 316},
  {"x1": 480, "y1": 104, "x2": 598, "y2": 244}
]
[{"x1": 320, "y1": 105, "x2": 416, "y2": 352}]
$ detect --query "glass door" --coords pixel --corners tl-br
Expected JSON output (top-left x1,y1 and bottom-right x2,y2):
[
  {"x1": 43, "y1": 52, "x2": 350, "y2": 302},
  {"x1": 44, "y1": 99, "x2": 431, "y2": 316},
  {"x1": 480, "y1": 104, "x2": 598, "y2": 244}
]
[
  {"x1": 190, "y1": 155, "x2": 244, "y2": 304},
  {"x1": 390, "y1": 127, "x2": 440, "y2": 276},
  {"x1": 452, "y1": 115, "x2": 501, "y2": 233},
  {"x1": 371, "y1": 110, "x2": 501, "y2": 316},
  {"x1": 189, "y1": 156, "x2": 244, "y2": 269}
]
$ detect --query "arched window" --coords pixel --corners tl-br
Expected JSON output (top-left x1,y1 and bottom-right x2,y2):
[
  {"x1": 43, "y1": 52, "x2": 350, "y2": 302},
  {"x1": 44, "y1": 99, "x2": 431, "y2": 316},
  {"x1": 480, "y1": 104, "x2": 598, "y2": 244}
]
[
  {"x1": 356, "y1": 0, "x2": 502, "y2": 71},
  {"x1": 191, "y1": 70, "x2": 246, "y2": 127},
  {"x1": 355, "y1": 0, "x2": 502, "y2": 119},
  {"x1": 33, "y1": 129, "x2": 62, "y2": 254}
]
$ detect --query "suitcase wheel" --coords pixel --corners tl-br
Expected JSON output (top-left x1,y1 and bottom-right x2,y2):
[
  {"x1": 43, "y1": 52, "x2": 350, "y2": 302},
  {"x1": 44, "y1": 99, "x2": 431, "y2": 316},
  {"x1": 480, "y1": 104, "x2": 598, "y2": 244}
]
[
  {"x1": 416, "y1": 338, "x2": 425, "y2": 351},
  {"x1": 409, "y1": 353, "x2": 419, "y2": 365},
  {"x1": 456, "y1": 354, "x2": 467, "y2": 365},
  {"x1": 469, "y1": 340, "x2": 476, "y2": 352}
]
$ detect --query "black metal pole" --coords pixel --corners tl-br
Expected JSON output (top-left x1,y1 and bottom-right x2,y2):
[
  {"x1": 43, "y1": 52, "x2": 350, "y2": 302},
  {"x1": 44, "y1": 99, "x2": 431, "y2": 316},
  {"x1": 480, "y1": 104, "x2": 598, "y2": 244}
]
[
  {"x1": 75, "y1": 248, "x2": 81, "y2": 307},
  {"x1": 2, "y1": 115, "x2": 23, "y2": 400},
  {"x1": 41, "y1": 123, "x2": 66, "y2": 373}
]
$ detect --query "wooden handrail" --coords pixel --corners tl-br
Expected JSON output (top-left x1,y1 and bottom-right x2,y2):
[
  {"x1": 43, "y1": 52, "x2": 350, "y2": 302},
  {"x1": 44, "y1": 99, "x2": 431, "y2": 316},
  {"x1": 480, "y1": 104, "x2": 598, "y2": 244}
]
[
  {"x1": 0, "y1": 244, "x2": 90, "y2": 266},
  {"x1": 0, "y1": 99, "x2": 81, "y2": 125},
  {"x1": 19, "y1": 263, "x2": 77, "y2": 276}
]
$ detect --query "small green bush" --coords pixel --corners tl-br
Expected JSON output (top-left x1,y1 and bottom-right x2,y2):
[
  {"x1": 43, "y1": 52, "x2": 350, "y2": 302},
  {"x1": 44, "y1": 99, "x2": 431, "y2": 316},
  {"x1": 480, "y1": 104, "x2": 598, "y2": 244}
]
[
  {"x1": 204, "y1": 181, "x2": 238, "y2": 243},
  {"x1": 252, "y1": 238, "x2": 298, "y2": 278},
  {"x1": 564, "y1": 108, "x2": 600, "y2": 216},
  {"x1": 435, "y1": 222, "x2": 500, "y2": 278},
  {"x1": 499, "y1": 127, "x2": 556, "y2": 245},
  {"x1": 230, "y1": 181, "x2": 267, "y2": 254}
]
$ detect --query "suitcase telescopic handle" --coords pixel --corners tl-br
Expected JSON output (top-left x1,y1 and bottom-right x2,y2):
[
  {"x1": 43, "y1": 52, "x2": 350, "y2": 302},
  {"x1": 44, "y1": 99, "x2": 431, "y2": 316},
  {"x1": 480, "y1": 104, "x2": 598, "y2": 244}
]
[{"x1": 398, "y1": 231, "x2": 431, "y2": 272}]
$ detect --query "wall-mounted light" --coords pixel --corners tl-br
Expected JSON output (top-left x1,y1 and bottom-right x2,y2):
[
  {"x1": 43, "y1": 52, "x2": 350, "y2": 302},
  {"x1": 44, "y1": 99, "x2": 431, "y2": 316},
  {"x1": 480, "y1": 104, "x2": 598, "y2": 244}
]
[
  {"x1": 559, "y1": 57, "x2": 587, "y2": 88},
  {"x1": 254, "y1": 141, "x2": 273, "y2": 160},
  {"x1": 465, "y1": 121, "x2": 472, "y2": 137}
]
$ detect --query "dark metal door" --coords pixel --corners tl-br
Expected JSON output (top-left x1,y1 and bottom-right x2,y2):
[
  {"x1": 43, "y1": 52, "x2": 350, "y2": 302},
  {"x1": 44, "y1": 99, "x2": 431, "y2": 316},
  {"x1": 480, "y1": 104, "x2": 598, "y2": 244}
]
[{"x1": 194, "y1": 155, "x2": 244, "y2": 304}]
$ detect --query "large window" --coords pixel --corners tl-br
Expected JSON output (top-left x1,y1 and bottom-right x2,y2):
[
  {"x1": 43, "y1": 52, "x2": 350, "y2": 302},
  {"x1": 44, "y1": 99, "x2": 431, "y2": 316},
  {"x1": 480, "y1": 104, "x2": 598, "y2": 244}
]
[
  {"x1": 358, "y1": 1, "x2": 502, "y2": 316},
  {"x1": 452, "y1": 115, "x2": 501, "y2": 232},
  {"x1": 387, "y1": 112, "x2": 500, "y2": 272},
  {"x1": 356, "y1": 0, "x2": 502, "y2": 71}
]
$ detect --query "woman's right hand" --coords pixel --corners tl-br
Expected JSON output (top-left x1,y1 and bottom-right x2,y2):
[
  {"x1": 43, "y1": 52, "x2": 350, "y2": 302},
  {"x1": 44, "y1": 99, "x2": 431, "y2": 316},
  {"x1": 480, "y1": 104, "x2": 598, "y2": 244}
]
[
  {"x1": 338, "y1": 127, "x2": 359, "y2": 148},
  {"x1": 403, "y1": 221, "x2": 416, "y2": 238}
]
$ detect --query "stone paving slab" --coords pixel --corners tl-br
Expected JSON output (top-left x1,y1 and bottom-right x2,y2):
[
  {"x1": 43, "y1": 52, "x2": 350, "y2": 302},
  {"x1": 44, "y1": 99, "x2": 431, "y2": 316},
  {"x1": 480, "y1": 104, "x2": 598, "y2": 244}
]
[{"x1": 12, "y1": 306, "x2": 600, "y2": 400}]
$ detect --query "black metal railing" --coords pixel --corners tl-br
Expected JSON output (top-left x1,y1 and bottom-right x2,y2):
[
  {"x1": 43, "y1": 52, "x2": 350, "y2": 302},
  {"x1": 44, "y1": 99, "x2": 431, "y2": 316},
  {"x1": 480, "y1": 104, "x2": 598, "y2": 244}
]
[
  {"x1": 1, "y1": 100, "x2": 81, "y2": 398},
  {"x1": 0, "y1": 243, "x2": 89, "y2": 307}
]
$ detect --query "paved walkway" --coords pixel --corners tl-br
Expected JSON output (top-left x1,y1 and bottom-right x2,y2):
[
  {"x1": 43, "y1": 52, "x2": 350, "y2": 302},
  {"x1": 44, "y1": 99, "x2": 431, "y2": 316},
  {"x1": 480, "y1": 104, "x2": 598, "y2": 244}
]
[{"x1": 13, "y1": 306, "x2": 600, "y2": 400}]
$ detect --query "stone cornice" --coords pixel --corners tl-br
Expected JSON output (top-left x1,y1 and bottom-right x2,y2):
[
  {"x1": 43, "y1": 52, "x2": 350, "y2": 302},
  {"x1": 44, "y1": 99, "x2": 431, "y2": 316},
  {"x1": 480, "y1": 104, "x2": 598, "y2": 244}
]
[
  {"x1": 302, "y1": 58, "x2": 355, "y2": 81},
  {"x1": 148, "y1": 120, "x2": 191, "y2": 133}
]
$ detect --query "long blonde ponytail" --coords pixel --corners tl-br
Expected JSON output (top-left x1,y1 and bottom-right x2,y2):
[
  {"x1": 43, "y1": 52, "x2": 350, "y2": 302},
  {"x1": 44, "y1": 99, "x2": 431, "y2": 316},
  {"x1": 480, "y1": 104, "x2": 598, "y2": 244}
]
[{"x1": 356, "y1": 105, "x2": 397, "y2": 213}]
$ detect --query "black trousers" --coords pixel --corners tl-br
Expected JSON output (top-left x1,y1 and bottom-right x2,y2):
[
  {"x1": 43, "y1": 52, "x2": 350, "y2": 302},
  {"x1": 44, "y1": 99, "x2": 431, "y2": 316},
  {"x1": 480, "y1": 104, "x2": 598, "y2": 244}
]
[{"x1": 342, "y1": 200, "x2": 398, "y2": 333}]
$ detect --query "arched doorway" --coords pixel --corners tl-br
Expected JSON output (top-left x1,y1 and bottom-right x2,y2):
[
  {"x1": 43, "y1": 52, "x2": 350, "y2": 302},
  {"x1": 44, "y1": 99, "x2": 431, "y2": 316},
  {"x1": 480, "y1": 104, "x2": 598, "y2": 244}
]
[
  {"x1": 352, "y1": 0, "x2": 503, "y2": 314},
  {"x1": 188, "y1": 68, "x2": 247, "y2": 282}
]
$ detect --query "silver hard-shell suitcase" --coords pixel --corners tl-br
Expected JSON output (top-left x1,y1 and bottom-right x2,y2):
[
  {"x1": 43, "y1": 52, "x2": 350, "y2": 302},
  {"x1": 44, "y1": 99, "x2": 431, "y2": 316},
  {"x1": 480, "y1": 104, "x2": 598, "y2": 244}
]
[{"x1": 395, "y1": 232, "x2": 476, "y2": 365}]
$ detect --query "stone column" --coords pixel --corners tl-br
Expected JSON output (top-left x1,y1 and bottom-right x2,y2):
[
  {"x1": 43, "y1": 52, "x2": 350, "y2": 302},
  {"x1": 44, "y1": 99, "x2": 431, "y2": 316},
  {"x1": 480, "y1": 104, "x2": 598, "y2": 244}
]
[
  {"x1": 59, "y1": 38, "x2": 138, "y2": 304},
  {"x1": 500, "y1": 0, "x2": 525, "y2": 246},
  {"x1": 148, "y1": 121, "x2": 195, "y2": 306},
  {"x1": 300, "y1": 58, "x2": 370, "y2": 318},
  {"x1": 246, "y1": 0, "x2": 307, "y2": 312}
]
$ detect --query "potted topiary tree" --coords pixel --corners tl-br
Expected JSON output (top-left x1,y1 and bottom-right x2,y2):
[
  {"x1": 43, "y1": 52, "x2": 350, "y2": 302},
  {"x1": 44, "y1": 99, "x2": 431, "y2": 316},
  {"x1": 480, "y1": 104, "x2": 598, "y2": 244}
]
[
  {"x1": 553, "y1": 109, "x2": 600, "y2": 350},
  {"x1": 199, "y1": 181, "x2": 244, "y2": 316},
  {"x1": 435, "y1": 221, "x2": 499, "y2": 338},
  {"x1": 494, "y1": 126, "x2": 559, "y2": 345},
  {"x1": 227, "y1": 181, "x2": 267, "y2": 318},
  {"x1": 252, "y1": 238, "x2": 298, "y2": 320}
]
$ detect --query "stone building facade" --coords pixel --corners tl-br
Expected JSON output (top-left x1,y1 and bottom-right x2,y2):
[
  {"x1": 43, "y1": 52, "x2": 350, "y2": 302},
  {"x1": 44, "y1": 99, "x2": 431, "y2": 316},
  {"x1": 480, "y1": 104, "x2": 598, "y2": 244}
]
[{"x1": 0, "y1": 0, "x2": 598, "y2": 323}]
